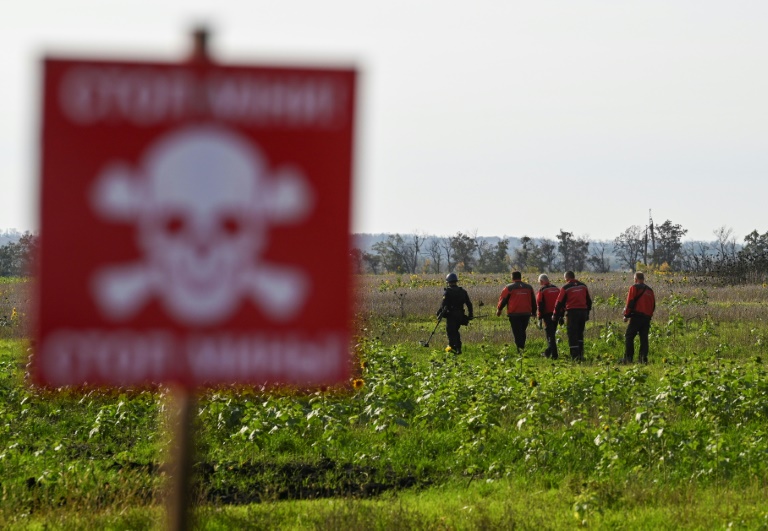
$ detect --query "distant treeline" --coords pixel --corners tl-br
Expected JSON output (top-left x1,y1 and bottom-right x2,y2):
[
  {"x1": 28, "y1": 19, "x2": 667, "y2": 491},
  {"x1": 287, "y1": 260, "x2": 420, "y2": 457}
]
[
  {"x1": 351, "y1": 222, "x2": 765, "y2": 283},
  {"x1": 1, "y1": 223, "x2": 766, "y2": 283}
]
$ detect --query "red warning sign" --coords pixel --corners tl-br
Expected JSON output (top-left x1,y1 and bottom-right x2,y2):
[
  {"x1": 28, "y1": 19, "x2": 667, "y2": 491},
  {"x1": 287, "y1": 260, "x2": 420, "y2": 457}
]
[{"x1": 34, "y1": 58, "x2": 356, "y2": 388}]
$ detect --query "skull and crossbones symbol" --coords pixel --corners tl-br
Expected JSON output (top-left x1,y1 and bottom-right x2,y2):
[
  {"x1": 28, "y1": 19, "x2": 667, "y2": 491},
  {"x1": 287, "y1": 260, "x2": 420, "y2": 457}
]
[{"x1": 90, "y1": 125, "x2": 313, "y2": 325}]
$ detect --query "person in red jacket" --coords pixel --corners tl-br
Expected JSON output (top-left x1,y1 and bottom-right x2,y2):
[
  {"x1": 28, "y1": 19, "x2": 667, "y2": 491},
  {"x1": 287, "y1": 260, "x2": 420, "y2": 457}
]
[
  {"x1": 622, "y1": 271, "x2": 656, "y2": 364},
  {"x1": 496, "y1": 271, "x2": 536, "y2": 353},
  {"x1": 536, "y1": 274, "x2": 560, "y2": 359},
  {"x1": 553, "y1": 270, "x2": 592, "y2": 361}
]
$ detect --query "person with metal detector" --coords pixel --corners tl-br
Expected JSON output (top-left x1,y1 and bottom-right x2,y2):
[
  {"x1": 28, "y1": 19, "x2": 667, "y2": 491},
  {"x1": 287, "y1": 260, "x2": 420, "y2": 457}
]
[
  {"x1": 436, "y1": 273, "x2": 473, "y2": 354},
  {"x1": 536, "y1": 274, "x2": 560, "y2": 359},
  {"x1": 496, "y1": 271, "x2": 536, "y2": 353},
  {"x1": 419, "y1": 309, "x2": 444, "y2": 348},
  {"x1": 621, "y1": 271, "x2": 656, "y2": 364},
  {"x1": 553, "y1": 271, "x2": 592, "y2": 361}
]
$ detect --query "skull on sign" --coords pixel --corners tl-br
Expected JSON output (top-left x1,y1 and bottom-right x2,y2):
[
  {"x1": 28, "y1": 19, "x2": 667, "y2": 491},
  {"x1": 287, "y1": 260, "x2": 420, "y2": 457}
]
[{"x1": 90, "y1": 125, "x2": 313, "y2": 324}]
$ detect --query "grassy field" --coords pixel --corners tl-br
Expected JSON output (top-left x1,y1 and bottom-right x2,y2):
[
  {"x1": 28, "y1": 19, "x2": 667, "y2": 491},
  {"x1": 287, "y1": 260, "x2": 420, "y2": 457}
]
[{"x1": 2, "y1": 272, "x2": 768, "y2": 529}]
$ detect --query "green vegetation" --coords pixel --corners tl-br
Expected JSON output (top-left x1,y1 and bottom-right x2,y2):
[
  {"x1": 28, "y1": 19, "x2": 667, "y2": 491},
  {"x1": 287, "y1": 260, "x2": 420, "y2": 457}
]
[
  {"x1": 0, "y1": 277, "x2": 30, "y2": 337},
  {"x1": 2, "y1": 273, "x2": 768, "y2": 528}
]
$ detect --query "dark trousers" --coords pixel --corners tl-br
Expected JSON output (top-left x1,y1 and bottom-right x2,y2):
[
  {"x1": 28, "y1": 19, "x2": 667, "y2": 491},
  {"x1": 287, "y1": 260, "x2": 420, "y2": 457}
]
[
  {"x1": 566, "y1": 309, "x2": 589, "y2": 361},
  {"x1": 542, "y1": 315, "x2": 558, "y2": 359},
  {"x1": 446, "y1": 316, "x2": 463, "y2": 353},
  {"x1": 507, "y1": 315, "x2": 531, "y2": 350},
  {"x1": 625, "y1": 314, "x2": 651, "y2": 363}
]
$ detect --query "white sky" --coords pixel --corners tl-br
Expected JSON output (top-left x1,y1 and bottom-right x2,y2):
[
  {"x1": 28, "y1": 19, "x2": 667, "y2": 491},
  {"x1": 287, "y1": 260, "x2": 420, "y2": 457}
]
[{"x1": 1, "y1": 0, "x2": 767, "y2": 242}]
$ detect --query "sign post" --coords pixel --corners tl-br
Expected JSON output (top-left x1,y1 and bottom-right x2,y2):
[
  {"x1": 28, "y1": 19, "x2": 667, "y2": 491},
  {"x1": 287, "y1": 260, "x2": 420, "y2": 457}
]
[
  {"x1": 34, "y1": 28, "x2": 356, "y2": 528},
  {"x1": 167, "y1": 389, "x2": 196, "y2": 530}
]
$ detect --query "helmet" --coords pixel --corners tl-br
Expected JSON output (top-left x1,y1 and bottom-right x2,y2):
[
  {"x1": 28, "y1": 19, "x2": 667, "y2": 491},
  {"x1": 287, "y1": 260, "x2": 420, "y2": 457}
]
[{"x1": 446, "y1": 273, "x2": 458, "y2": 283}]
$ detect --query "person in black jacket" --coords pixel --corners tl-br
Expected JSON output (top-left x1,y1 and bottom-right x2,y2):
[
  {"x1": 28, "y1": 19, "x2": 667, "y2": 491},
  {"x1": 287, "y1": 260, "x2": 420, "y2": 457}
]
[{"x1": 437, "y1": 272, "x2": 474, "y2": 354}]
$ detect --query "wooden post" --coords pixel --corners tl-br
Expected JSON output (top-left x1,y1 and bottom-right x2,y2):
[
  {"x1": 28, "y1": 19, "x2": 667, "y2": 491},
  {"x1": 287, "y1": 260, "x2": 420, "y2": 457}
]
[
  {"x1": 168, "y1": 390, "x2": 197, "y2": 531},
  {"x1": 190, "y1": 26, "x2": 211, "y2": 64},
  {"x1": 167, "y1": 28, "x2": 211, "y2": 530}
]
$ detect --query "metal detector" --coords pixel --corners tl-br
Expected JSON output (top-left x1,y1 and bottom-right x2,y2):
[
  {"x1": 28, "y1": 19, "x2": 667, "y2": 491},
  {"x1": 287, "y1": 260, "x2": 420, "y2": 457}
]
[{"x1": 420, "y1": 310, "x2": 444, "y2": 347}]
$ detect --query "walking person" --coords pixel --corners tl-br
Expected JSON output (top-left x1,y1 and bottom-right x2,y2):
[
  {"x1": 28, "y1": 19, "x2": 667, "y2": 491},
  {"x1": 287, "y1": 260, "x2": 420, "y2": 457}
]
[
  {"x1": 553, "y1": 271, "x2": 592, "y2": 361},
  {"x1": 438, "y1": 273, "x2": 473, "y2": 354},
  {"x1": 622, "y1": 271, "x2": 656, "y2": 364},
  {"x1": 496, "y1": 271, "x2": 536, "y2": 353},
  {"x1": 536, "y1": 274, "x2": 560, "y2": 359}
]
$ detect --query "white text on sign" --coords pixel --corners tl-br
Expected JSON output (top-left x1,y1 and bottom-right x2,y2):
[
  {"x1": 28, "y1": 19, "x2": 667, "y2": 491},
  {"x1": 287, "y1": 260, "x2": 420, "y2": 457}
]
[
  {"x1": 41, "y1": 330, "x2": 345, "y2": 386},
  {"x1": 59, "y1": 67, "x2": 348, "y2": 128}
]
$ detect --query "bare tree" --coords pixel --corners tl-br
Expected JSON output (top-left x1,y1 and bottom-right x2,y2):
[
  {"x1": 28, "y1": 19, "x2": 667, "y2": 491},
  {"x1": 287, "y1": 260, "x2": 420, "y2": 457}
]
[
  {"x1": 372, "y1": 234, "x2": 423, "y2": 273},
  {"x1": 407, "y1": 232, "x2": 428, "y2": 273},
  {"x1": 361, "y1": 251, "x2": 382, "y2": 274},
  {"x1": 713, "y1": 225, "x2": 737, "y2": 258},
  {"x1": 614, "y1": 225, "x2": 644, "y2": 272},
  {"x1": 439, "y1": 236, "x2": 456, "y2": 273},
  {"x1": 679, "y1": 241, "x2": 710, "y2": 272},
  {"x1": 587, "y1": 241, "x2": 611, "y2": 273},
  {"x1": 350, "y1": 248, "x2": 364, "y2": 274},
  {"x1": 426, "y1": 237, "x2": 444, "y2": 273}
]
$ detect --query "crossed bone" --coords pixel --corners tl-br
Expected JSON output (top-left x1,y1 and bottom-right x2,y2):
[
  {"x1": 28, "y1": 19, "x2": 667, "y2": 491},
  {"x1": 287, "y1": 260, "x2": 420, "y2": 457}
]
[{"x1": 92, "y1": 261, "x2": 309, "y2": 324}]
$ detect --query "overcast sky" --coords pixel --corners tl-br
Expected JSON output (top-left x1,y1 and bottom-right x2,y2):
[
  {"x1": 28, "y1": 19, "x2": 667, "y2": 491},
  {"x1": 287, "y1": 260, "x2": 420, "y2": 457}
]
[{"x1": 1, "y1": 1, "x2": 767, "y2": 242}]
